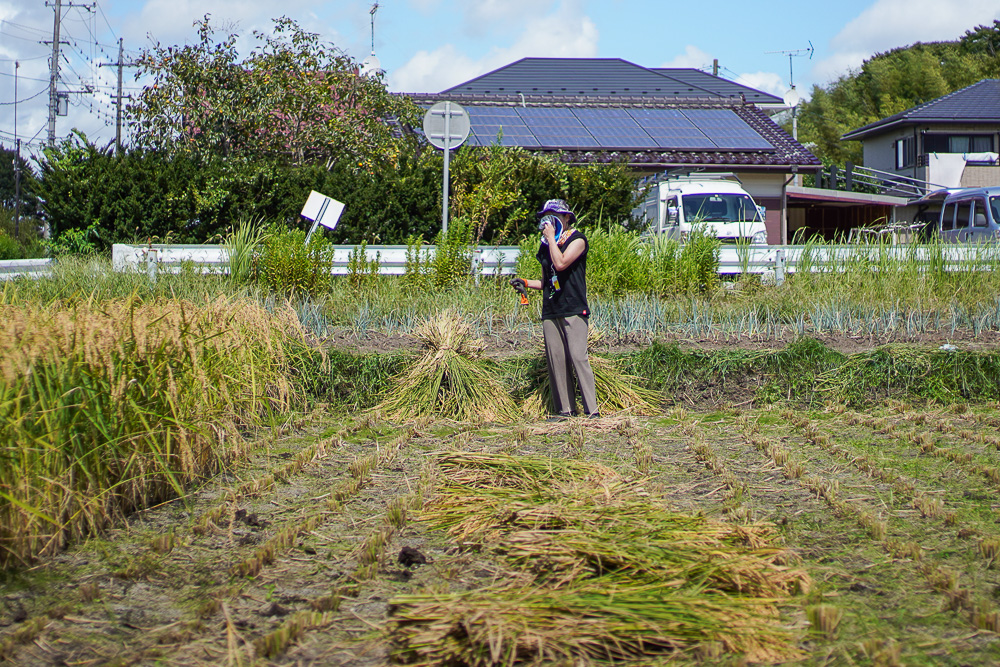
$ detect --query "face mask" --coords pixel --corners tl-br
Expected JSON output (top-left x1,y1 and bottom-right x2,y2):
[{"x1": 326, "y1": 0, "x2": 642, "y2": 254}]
[{"x1": 538, "y1": 214, "x2": 563, "y2": 245}]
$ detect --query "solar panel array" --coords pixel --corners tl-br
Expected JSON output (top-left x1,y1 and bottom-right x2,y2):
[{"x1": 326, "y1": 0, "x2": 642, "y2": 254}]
[{"x1": 464, "y1": 106, "x2": 773, "y2": 150}]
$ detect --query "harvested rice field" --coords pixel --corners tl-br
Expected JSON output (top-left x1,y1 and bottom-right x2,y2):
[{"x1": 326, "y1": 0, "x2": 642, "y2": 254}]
[{"x1": 3, "y1": 387, "x2": 1000, "y2": 665}]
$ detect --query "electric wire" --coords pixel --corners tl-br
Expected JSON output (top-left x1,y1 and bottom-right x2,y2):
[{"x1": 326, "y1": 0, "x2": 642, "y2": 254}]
[
  {"x1": 0, "y1": 55, "x2": 50, "y2": 62},
  {"x1": 0, "y1": 87, "x2": 48, "y2": 105}
]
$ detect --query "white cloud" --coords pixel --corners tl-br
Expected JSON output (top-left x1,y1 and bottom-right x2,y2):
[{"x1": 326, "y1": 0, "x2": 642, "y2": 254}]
[
  {"x1": 734, "y1": 71, "x2": 789, "y2": 97},
  {"x1": 660, "y1": 45, "x2": 713, "y2": 70},
  {"x1": 389, "y1": 4, "x2": 598, "y2": 92},
  {"x1": 389, "y1": 44, "x2": 483, "y2": 93},
  {"x1": 122, "y1": 0, "x2": 330, "y2": 50},
  {"x1": 464, "y1": 0, "x2": 559, "y2": 28},
  {"x1": 814, "y1": 0, "x2": 1000, "y2": 84}
]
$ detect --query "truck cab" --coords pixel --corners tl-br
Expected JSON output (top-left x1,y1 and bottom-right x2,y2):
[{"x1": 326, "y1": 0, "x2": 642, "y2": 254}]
[{"x1": 636, "y1": 174, "x2": 767, "y2": 244}]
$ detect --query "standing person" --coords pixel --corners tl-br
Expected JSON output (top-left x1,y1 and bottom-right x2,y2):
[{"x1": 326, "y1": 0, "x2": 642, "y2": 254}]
[{"x1": 510, "y1": 199, "x2": 599, "y2": 420}]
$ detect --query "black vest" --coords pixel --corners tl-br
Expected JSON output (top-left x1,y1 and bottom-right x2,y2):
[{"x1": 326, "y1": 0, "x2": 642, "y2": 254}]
[{"x1": 536, "y1": 230, "x2": 590, "y2": 320}]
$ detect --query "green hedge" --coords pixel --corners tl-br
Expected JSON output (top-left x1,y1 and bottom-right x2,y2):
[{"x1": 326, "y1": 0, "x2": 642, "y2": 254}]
[{"x1": 34, "y1": 134, "x2": 643, "y2": 249}]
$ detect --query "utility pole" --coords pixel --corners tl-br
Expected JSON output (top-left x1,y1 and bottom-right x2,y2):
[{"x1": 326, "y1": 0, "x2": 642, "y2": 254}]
[
  {"x1": 116, "y1": 38, "x2": 123, "y2": 152},
  {"x1": 14, "y1": 139, "x2": 21, "y2": 239},
  {"x1": 46, "y1": 0, "x2": 95, "y2": 147},
  {"x1": 13, "y1": 61, "x2": 21, "y2": 238},
  {"x1": 99, "y1": 38, "x2": 137, "y2": 153},
  {"x1": 47, "y1": 0, "x2": 62, "y2": 147}
]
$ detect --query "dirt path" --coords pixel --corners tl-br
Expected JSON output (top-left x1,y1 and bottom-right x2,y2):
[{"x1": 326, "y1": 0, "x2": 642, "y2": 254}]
[{"x1": 3, "y1": 401, "x2": 1000, "y2": 665}]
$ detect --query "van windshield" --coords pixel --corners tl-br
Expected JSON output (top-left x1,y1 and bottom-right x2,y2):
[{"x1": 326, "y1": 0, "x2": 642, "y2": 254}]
[
  {"x1": 991, "y1": 196, "x2": 1000, "y2": 224},
  {"x1": 683, "y1": 194, "x2": 761, "y2": 223}
]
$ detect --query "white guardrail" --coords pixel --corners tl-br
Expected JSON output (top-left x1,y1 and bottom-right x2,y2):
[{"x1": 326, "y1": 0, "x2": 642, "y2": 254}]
[
  {"x1": 109, "y1": 244, "x2": 521, "y2": 279},
  {"x1": 0, "y1": 258, "x2": 54, "y2": 281},
  {"x1": 3, "y1": 243, "x2": 998, "y2": 284}
]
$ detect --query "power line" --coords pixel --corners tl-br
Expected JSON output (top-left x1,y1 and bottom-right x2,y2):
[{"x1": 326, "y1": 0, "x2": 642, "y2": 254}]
[
  {"x1": 95, "y1": 1, "x2": 117, "y2": 42},
  {"x1": 0, "y1": 70, "x2": 50, "y2": 82},
  {"x1": 0, "y1": 55, "x2": 50, "y2": 62},
  {"x1": 0, "y1": 87, "x2": 48, "y2": 105},
  {"x1": 0, "y1": 19, "x2": 49, "y2": 37}
]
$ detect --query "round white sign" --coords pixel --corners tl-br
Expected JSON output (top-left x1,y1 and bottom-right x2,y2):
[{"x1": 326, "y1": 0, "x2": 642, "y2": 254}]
[{"x1": 422, "y1": 101, "x2": 471, "y2": 150}]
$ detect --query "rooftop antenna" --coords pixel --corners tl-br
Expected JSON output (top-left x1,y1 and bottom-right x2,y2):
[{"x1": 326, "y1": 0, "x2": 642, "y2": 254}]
[
  {"x1": 766, "y1": 41, "x2": 813, "y2": 142},
  {"x1": 360, "y1": 2, "x2": 382, "y2": 77}
]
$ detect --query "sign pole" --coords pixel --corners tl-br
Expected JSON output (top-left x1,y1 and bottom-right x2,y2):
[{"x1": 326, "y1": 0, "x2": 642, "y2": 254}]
[
  {"x1": 423, "y1": 101, "x2": 469, "y2": 238},
  {"x1": 304, "y1": 198, "x2": 331, "y2": 245},
  {"x1": 442, "y1": 102, "x2": 452, "y2": 234}
]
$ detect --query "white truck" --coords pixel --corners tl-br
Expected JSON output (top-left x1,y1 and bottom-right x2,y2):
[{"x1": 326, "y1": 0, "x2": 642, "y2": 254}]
[{"x1": 635, "y1": 174, "x2": 768, "y2": 244}]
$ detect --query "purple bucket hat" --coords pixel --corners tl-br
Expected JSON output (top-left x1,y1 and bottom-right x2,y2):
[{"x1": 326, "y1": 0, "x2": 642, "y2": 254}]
[{"x1": 537, "y1": 199, "x2": 576, "y2": 223}]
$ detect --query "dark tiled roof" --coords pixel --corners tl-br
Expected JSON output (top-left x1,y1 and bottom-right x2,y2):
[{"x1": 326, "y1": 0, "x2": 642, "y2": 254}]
[
  {"x1": 435, "y1": 57, "x2": 782, "y2": 104},
  {"x1": 843, "y1": 79, "x2": 1000, "y2": 140},
  {"x1": 649, "y1": 68, "x2": 783, "y2": 104},
  {"x1": 404, "y1": 93, "x2": 820, "y2": 170}
]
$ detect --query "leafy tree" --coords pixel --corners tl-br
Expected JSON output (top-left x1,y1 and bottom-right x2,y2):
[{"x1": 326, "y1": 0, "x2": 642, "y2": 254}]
[
  {"x1": 961, "y1": 20, "x2": 1000, "y2": 59},
  {"x1": 127, "y1": 15, "x2": 420, "y2": 169},
  {"x1": 0, "y1": 144, "x2": 38, "y2": 213},
  {"x1": 448, "y1": 144, "x2": 642, "y2": 243}
]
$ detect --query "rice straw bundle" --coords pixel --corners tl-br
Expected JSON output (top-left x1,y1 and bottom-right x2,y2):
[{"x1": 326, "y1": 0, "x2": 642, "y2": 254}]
[
  {"x1": 390, "y1": 452, "x2": 808, "y2": 664},
  {"x1": 375, "y1": 311, "x2": 520, "y2": 423},
  {"x1": 390, "y1": 578, "x2": 797, "y2": 665}
]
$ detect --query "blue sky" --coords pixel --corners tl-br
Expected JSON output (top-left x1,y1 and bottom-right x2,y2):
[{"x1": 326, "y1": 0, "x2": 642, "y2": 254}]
[{"x1": 2, "y1": 0, "x2": 999, "y2": 151}]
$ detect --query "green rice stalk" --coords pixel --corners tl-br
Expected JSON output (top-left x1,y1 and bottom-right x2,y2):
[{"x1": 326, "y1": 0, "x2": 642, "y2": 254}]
[{"x1": 0, "y1": 296, "x2": 318, "y2": 568}]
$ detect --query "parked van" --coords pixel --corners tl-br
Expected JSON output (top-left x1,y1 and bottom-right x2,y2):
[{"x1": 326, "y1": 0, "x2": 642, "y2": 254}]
[
  {"x1": 938, "y1": 187, "x2": 1000, "y2": 243},
  {"x1": 635, "y1": 174, "x2": 767, "y2": 244}
]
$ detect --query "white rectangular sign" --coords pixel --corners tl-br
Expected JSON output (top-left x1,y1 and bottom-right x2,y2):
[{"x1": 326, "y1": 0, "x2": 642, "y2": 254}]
[{"x1": 301, "y1": 190, "x2": 345, "y2": 230}]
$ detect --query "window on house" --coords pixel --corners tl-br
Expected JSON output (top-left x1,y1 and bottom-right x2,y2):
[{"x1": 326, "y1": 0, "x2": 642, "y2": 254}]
[
  {"x1": 924, "y1": 134, "x2": 994, "y2": 154},
  {"x1": 896, "y1": 137, "x2": 915, "y2": 168}
]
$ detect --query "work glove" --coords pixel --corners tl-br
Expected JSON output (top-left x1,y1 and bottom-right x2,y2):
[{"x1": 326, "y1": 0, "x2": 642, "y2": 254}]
[{"x1": 509, "y1": 277, "x2": 527, "y2": 295}]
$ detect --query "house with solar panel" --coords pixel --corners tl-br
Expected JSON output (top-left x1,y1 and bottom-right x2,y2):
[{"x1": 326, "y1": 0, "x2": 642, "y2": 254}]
[{"x1": 407, "y1": 57, "x2": 829, "y2": 244}]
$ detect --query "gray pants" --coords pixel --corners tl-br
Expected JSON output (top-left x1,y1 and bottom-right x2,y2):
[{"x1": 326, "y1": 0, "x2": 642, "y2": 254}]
[{"x1": 543, "y1": 316, "x2": 598, "y2": 415}]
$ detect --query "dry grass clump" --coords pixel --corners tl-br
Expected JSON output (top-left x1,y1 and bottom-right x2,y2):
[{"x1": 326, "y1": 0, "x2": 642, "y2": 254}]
[
  {"x1": 376, "y1": 311, "x2": 520, "y2": 423},
  {"x1": 391, "y1": 579, "x2": 795, "y2": 665},
  {"x1": 0, "y1": 295, "x2": 317, "y2": 568},
  {"x1": 389, "y1": 452, "x2": 808, "y2": 664}
]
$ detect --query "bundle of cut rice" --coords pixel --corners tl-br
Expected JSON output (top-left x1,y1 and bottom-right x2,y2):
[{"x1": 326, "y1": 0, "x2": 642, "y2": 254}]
[{"x1": 375, "y1": 311, "x2": 520, "y2": 423}]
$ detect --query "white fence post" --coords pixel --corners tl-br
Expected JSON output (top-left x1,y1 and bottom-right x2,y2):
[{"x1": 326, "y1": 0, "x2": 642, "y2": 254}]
[{"x1": 146, "y1": 248, "x2": 157, "y2": 284}]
